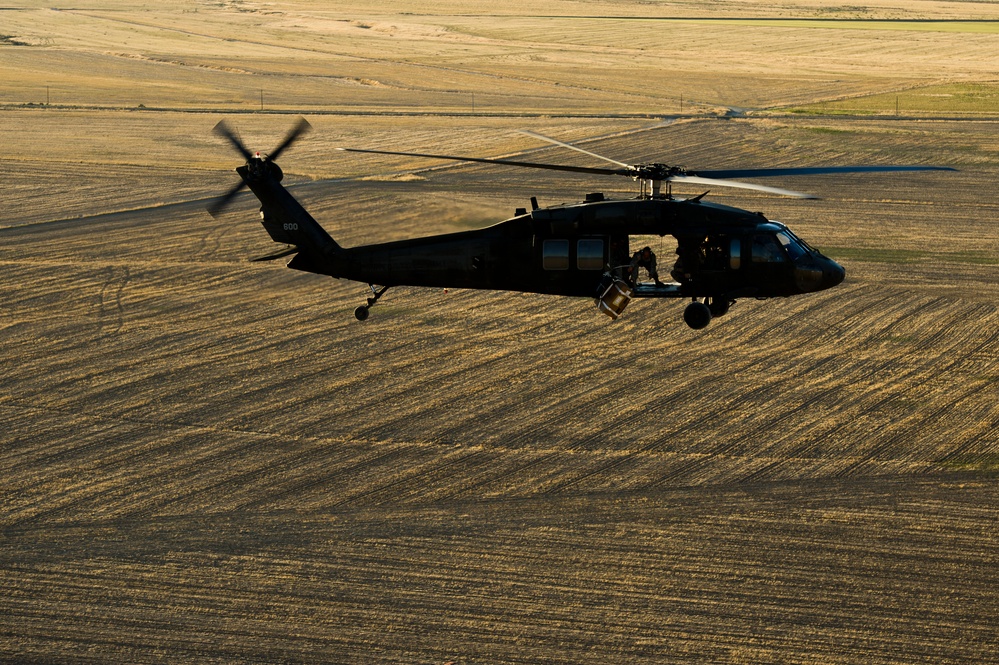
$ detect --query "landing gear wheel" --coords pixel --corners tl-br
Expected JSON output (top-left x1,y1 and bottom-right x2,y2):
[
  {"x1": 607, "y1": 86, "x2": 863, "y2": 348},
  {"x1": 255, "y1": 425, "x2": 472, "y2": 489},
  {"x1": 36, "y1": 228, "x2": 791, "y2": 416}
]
[
  {"x1": 683, "y1": 301, "x2": 712, "y2": 330},
  {"x1": 353, "y1": 284, "x2": 390, "y2": 322},
  {"x1": 708, "y1": 298, "x2": 731, "y2": 318}
]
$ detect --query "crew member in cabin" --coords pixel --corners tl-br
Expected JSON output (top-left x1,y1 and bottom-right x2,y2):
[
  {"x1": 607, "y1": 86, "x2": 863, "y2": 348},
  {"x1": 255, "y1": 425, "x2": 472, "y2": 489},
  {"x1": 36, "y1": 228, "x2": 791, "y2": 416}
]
[{"x1": 629, "y1": 246, "x2": 664, "y2": 287}]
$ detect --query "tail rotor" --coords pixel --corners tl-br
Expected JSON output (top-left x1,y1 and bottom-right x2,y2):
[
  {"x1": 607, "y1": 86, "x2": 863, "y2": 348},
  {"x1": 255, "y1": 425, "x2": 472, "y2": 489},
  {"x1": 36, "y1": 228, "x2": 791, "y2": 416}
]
[{"x1": 208, "y1": 117, "x2": 312, "y2": 218}]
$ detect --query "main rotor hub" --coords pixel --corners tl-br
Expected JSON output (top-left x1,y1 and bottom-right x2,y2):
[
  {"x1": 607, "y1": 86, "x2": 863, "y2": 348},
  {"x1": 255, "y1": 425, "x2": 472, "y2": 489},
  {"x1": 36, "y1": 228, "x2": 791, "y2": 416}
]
[
  {"x1": 631, "y1": 163, "x2": 686, "y2": 181},
  {"x1": 631, "y1": 164, "x2": 686, "y2": 199}
]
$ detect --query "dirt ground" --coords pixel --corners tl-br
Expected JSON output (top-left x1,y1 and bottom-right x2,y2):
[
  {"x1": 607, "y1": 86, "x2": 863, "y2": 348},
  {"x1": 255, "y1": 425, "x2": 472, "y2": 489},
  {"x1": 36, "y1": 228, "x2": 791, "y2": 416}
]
[{"x1": 1, "y1": 1, "x2": 998, "y2": 663}]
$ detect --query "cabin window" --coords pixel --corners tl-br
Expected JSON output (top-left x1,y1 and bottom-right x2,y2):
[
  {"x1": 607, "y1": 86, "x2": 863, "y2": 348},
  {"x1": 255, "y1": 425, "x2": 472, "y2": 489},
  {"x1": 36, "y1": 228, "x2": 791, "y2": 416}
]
[
  {"x1": 751, "y1": 235, "x2": 787, "y2": 263},
  {"x1": 577, "y1": 239, "x2": 604, "y2": 271},
  {"x1": 543, "y1": 239, "x2": 570, "y2": 270},
  {"x1": 730, "y1": 238, "x2": 741, "y2": 270}
]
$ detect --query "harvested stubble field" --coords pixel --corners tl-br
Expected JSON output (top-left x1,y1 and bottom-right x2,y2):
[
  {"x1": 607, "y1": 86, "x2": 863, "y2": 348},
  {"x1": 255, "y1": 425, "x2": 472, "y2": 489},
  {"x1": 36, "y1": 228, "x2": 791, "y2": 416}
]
[{"x1": 2, "y1": 1, "x2": 999, "y2": 663}]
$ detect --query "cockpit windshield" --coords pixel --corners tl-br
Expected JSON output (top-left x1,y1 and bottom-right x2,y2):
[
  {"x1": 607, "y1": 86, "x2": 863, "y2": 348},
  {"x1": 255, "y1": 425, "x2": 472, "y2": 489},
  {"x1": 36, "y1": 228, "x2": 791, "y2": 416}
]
[
  {"x1": 775, "y1": 231, "x2": 810, "y2": 261},
  {"x1": 752, "y1": 234, "x2": 787, "y2": 263}
]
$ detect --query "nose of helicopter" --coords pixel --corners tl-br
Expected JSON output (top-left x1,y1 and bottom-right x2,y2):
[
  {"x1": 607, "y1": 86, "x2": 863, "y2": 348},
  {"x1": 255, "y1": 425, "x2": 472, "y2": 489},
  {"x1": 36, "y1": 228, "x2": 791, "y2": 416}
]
[
  {"x1": 822, "y1": 258, "x2": 846, "y2": 289},
  {"x1": 793, "y1": 255, "x2": 846, "y2": 293}
]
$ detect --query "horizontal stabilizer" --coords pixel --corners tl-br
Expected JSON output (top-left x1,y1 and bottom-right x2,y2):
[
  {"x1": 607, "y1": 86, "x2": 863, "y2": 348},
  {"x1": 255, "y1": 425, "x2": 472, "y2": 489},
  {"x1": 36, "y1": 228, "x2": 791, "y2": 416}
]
[{"x1": 251, "y1": 246, "x2": 299, "y2": 262}]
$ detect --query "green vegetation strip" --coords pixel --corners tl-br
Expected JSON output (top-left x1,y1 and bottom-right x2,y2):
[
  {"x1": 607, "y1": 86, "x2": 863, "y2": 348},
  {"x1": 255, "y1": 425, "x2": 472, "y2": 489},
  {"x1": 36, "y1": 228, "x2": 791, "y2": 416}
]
[
  {"x1": 822, "y1": 248, "x2": 999, "y2": 266},
  {"x1": 941, "y1": 454, "x2": 999, "y2": 477},
  {"x1": 479, "y1": 17, "x2": 999, "y2": 33},
  {"x1": 703, "y1": 19, "x2": 999, "y2": 34},
  {"x1": 518, "y1": 17, "x2": 999, "y2": 34},
  {"x1": 787, "y1": 82, "x2": 999, "y2": 116}
]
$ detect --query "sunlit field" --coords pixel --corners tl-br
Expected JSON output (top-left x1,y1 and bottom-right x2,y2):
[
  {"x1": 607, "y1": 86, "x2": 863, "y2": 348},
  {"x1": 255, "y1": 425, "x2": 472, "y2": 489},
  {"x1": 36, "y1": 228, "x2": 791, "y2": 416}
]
[{"x1": 1, "y1": 1, "x2": 997, "y2": 662}]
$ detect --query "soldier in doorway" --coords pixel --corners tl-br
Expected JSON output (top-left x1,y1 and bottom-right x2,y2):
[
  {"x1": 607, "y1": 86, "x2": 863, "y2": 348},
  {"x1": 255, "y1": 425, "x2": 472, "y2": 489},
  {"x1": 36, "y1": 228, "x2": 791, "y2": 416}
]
[
  {"x1": 671, "y1": 237, "x2": 706, "y2": 284},
  {"x1": 629, "y1": 246, "x2": 664, "y2": 287}
]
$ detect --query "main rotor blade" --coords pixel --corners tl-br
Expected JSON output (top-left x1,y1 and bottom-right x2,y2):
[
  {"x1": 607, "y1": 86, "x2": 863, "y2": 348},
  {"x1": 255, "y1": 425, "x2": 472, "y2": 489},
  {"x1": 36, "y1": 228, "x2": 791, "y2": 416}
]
[
  {"x1": 267, "y1": 117, "x2": 312, "y2": 163},
  {"x1": 207, "y1": 180, "x2": 248, "y2": 218},
  {"x1": 518, "y1": 130, "x2": 633, "y2": 168},
  {"x1": 213, "y1": 120, "x2": 253, "y2": 161},
  {"x1": 336, "y1": 146, "x2": 630, "y2": 177},
  {"x1": 693, "y1": 165, "x2": 957, "y2": 179},
  {"x1": 669, "y1": 175, "x2": 818, "y2": 199}
]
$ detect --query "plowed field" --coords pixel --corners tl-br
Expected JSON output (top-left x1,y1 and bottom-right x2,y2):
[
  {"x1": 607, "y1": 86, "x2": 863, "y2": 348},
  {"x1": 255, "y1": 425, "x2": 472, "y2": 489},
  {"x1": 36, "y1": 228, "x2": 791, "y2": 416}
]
[{"x1": 1, "y1": 1, "x2": 998, "y2": 663}]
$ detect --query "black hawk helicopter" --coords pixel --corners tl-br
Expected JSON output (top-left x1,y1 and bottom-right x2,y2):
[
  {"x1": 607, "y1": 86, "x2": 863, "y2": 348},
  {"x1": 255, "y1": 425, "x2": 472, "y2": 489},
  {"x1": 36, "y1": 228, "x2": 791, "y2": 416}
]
[{"x1": 209, "y1": 118, "x2": 953, "y2": 329}]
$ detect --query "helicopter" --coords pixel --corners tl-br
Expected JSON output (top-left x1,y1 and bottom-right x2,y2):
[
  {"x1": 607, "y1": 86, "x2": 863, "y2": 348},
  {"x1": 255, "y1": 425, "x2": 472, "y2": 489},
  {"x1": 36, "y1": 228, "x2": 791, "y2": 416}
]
[{"x1": 209, "y1": 118, "x2": 953, "y2": 329}]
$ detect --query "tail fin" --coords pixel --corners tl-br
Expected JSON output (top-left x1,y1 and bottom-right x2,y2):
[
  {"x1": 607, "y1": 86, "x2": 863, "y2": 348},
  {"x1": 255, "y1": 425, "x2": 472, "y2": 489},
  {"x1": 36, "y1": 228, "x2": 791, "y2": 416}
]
[{"x1": 239, "y1": 164, "x2": 341, "y2": 276}]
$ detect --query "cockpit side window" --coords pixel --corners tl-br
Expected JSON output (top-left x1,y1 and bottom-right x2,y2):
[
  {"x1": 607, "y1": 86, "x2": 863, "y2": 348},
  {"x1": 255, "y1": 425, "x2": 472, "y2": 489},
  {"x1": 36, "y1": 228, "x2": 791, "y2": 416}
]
[
  {"x1": 752, "y1": 235, "x2": 787, "y2": 263},
  {"x1": 776, "y1": 231, "x2": 807, "y2": 261}
]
